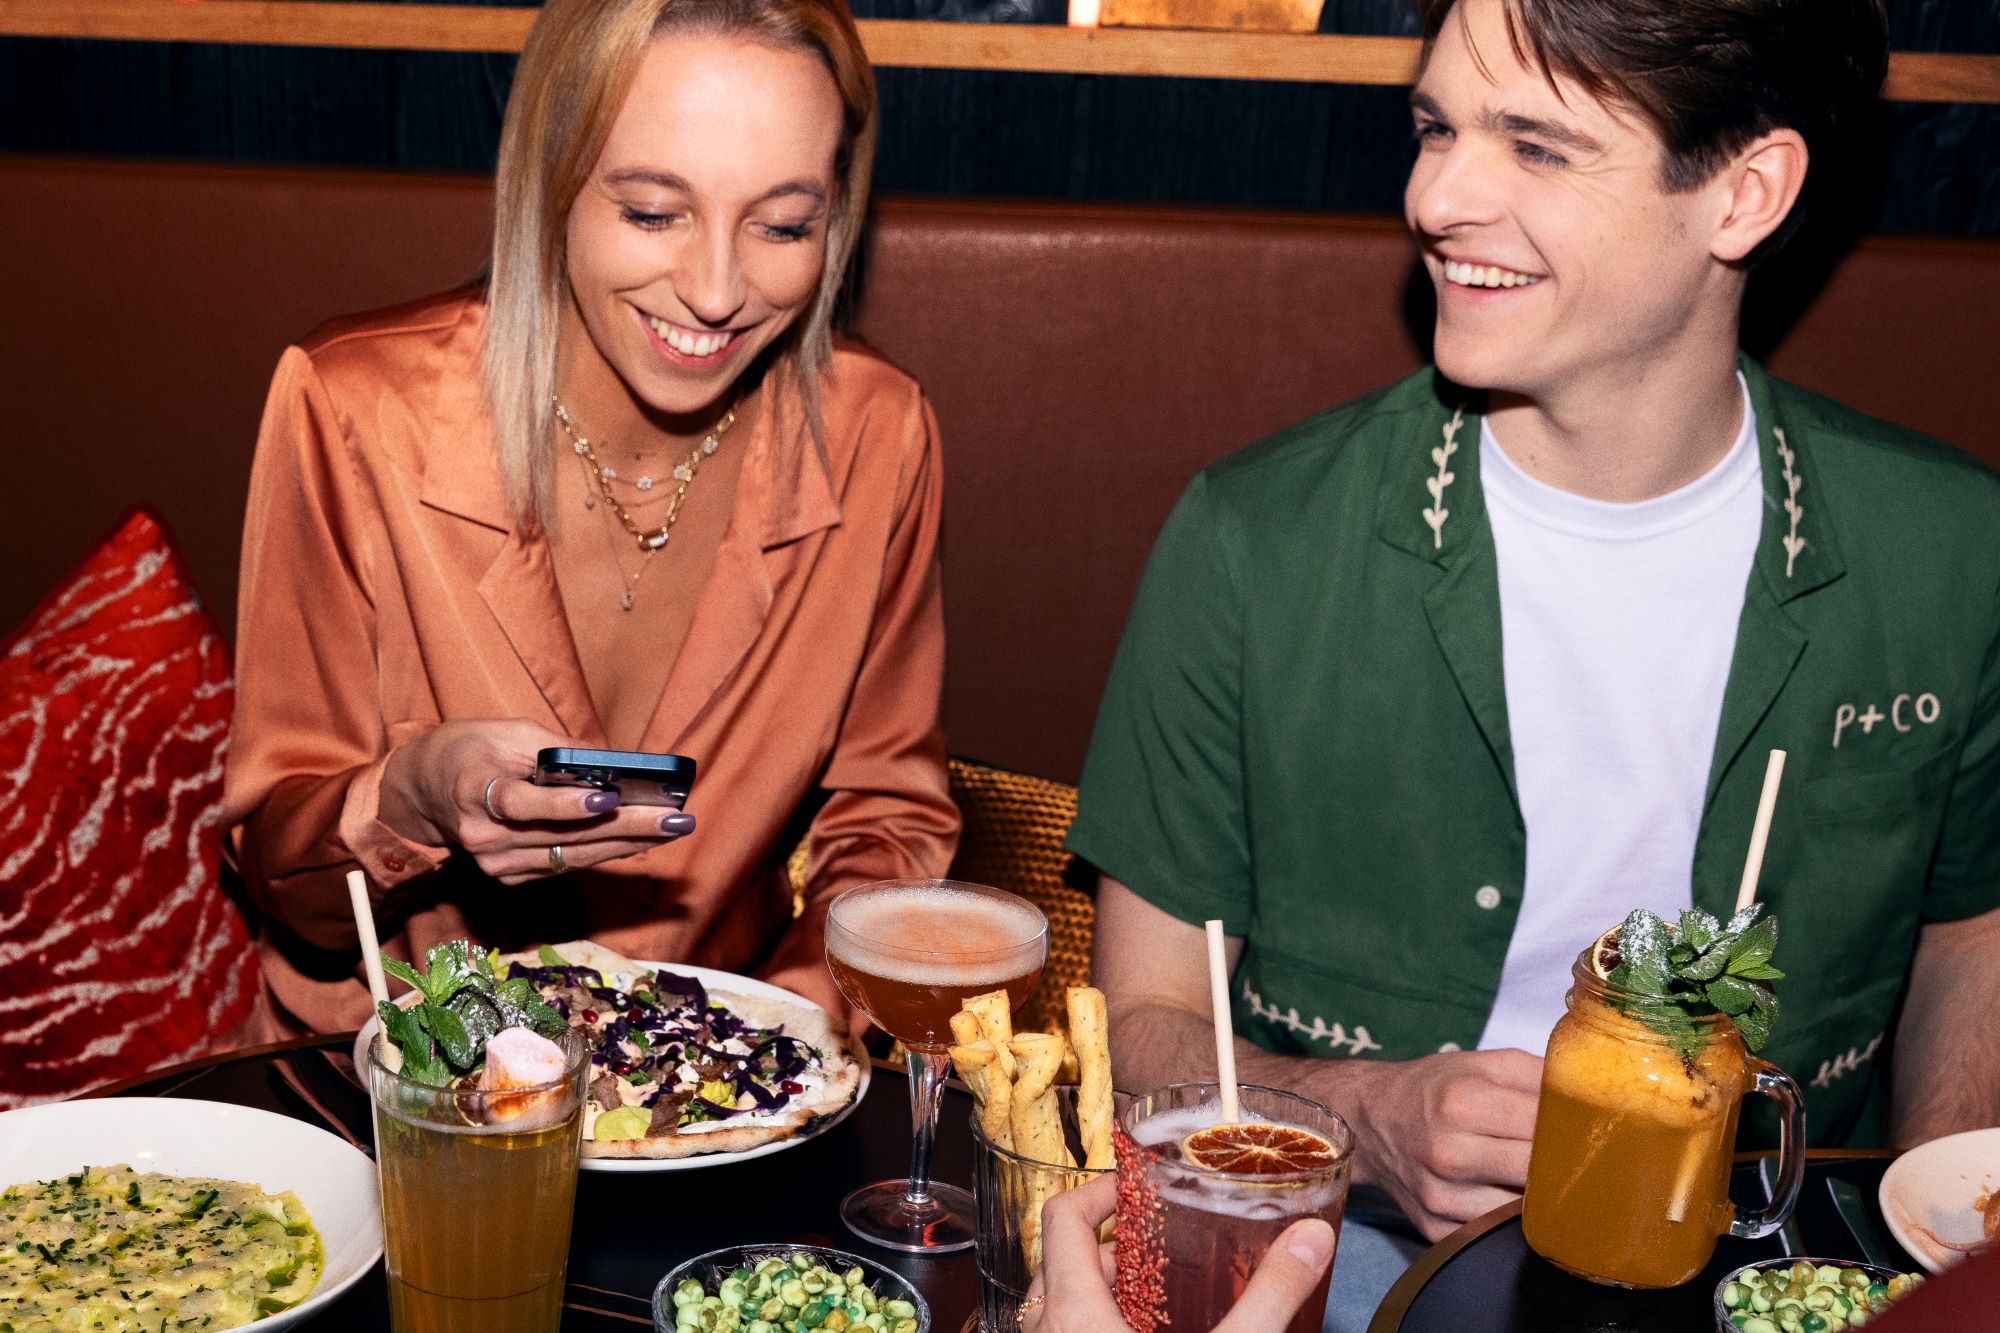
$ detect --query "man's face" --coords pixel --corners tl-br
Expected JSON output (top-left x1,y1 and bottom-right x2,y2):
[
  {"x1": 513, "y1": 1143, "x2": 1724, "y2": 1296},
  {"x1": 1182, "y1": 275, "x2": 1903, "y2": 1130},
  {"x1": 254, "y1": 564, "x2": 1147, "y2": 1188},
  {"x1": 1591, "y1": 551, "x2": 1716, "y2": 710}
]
[{"x1": 1404, "y1": 0, "x2": 1737, "y2": 400}]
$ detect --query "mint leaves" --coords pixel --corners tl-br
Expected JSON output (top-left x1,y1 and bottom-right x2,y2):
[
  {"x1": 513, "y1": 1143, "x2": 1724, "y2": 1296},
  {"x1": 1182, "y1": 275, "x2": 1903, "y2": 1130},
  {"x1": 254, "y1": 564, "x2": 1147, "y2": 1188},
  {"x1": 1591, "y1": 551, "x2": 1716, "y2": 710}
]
[
  {"x1": 377, "y1": 941, "x2": 568, "y2": 1086},
  {"x1": 1606, "y1": 906, "x2": 1784, "y2": 1057}
]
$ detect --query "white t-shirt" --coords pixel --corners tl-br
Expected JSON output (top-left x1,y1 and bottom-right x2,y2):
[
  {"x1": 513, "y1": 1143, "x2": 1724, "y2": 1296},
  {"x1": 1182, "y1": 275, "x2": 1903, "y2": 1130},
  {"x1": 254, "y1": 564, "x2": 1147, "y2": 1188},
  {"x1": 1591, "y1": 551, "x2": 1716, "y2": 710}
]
[{"x1": 1475, "y1": 376, "x2": 1762, "y2": 1055}]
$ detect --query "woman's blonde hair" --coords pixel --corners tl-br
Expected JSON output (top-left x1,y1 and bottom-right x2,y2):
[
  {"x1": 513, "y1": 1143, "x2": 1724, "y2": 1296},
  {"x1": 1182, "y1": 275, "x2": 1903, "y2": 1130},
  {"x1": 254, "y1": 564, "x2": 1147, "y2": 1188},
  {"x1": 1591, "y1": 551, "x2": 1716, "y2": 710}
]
[{"x1": 484, "y1": 0, "x2": 877, "y2": 532}]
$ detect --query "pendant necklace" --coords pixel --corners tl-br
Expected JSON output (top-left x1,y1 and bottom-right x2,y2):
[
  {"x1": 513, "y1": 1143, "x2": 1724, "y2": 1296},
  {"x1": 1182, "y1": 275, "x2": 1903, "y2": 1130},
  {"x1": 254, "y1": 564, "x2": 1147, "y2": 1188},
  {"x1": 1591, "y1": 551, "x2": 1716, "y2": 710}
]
[{"x1": 554, "y1": 395, "x2": 737, "y2": 611}]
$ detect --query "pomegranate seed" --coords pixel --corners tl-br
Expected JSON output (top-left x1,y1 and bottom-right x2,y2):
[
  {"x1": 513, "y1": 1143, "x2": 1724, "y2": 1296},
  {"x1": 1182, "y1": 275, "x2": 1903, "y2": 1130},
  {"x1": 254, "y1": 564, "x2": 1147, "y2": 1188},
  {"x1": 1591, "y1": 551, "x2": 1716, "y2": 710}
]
[
  {"x1": 781, "y1": 1080, "x2": 803, "y2": 1095},
  {"x1": 583, "y1": 1011, "x2": 599, "y2": 1024}
]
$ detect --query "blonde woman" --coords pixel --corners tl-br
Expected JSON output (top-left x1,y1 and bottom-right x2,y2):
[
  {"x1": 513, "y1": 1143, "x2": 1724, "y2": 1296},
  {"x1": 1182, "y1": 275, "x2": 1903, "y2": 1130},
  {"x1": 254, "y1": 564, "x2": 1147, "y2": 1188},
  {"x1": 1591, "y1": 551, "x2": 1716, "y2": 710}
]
[{"x1": 222, "y1": 0, "x2": 957, "y2": 1038}]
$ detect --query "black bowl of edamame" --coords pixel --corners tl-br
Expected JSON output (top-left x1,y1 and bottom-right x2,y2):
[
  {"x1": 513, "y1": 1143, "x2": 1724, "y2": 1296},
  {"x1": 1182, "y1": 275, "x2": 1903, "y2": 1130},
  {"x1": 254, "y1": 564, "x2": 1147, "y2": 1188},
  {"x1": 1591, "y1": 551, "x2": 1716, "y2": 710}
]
[
  {"x1": 1714, "y1": 1257, "x2": 1925, "y2": 1331},
  {"x1": 654, "y1": 1243, "x2": 931, "y2": 1333}
]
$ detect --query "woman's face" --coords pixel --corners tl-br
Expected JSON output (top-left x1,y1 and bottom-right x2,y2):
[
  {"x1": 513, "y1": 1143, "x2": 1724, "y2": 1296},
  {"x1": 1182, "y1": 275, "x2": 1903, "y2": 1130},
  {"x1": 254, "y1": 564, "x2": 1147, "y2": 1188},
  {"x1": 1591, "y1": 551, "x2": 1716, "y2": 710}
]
[{"x1": 564, "y1": 31, "x2": 844, "y2": 419}]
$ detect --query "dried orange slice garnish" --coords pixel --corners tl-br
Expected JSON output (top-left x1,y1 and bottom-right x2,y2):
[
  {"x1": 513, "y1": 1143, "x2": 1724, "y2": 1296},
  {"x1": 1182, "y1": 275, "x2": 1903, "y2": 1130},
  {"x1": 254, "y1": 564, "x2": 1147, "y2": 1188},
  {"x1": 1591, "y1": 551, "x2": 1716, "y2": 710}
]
[
  {"x1": 1588, "y1": 924, "x2": 1623, "y2": 980},
  {"x1": 1181, "y1": 1122, "x2": 1338, "y2": 1175}
]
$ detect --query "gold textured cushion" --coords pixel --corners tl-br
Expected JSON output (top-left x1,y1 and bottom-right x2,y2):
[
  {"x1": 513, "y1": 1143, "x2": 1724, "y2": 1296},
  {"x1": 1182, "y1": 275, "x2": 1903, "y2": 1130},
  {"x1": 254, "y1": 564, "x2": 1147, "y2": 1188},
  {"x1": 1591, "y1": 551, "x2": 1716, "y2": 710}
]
[
  {"x1": 942, "y1": 758, "x2": 1092, "y2": 1039},
  {"x1": 786, "y1": 758, "x2": 1093, "y2": 1039}
]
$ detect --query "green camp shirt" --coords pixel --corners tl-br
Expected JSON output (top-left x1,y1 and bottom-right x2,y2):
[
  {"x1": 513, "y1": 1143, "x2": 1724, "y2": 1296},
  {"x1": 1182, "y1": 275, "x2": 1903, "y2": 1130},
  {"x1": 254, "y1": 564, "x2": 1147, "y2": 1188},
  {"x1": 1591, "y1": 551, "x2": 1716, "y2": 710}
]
[{"x1": 1067, "y1": 360, "x2": 2000, "y2": 1148}]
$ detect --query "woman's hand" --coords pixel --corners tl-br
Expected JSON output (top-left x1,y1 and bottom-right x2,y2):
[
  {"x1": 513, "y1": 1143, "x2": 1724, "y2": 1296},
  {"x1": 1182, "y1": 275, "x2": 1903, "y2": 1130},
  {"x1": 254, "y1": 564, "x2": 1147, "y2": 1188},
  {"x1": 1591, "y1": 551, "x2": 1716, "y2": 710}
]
[
  {"x1": 379, "y1": 719, "x2": 695, "y2": 883},
  {"x1": 1021, "y1": 1173, "x2": 1338, "y2": 1333}
]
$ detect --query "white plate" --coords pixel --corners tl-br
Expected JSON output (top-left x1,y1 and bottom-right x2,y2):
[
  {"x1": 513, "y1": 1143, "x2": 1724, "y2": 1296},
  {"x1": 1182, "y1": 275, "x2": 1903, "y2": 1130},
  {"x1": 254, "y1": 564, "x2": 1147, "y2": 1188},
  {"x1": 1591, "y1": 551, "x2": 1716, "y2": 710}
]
[
  {"x1": 1879, "y1": 1125, "x2": 2000, "y2": 1273},
  {"x1": 353, "y1": 962, "x2": 870, "y2": 1173},
  {"x1": 0, "y1": 1097, "x2": 381, "y2": 1329}
]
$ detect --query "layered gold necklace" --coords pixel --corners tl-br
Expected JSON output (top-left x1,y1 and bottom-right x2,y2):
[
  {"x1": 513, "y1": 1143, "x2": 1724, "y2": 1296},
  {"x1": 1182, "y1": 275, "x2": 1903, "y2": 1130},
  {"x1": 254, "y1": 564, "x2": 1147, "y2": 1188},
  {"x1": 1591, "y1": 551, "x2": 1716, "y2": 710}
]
[{"x1": 554, "y1": 394, "x2": 737, "y2": 611}]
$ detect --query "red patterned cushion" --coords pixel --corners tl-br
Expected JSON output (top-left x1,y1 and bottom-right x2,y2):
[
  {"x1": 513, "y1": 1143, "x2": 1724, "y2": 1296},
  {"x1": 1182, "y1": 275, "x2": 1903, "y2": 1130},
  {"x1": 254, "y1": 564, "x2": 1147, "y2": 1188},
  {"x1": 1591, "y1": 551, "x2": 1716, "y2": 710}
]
[{"x1": 0, "y1": 507, "x2": 256, "y2": 1107}]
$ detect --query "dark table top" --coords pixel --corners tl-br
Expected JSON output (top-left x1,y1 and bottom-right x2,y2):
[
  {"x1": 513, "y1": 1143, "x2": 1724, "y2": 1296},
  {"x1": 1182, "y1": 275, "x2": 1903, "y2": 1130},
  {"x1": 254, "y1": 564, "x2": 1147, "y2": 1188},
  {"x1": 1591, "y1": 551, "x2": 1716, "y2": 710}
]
[
  {"x1": 1369, "y1": 1152, "x2": 1924, "y2": 1333},
  {"x1": 91, "y1": 1036, "x2": 979, "y2": 1333}
]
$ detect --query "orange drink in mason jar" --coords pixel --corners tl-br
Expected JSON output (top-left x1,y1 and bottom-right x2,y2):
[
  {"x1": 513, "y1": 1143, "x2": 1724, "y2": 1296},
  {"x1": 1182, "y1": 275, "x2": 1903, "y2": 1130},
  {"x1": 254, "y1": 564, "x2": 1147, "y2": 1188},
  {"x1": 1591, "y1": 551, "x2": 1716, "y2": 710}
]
[{"x1": 1521, "y1": 908, "x2": 1806, "y2": 1288}]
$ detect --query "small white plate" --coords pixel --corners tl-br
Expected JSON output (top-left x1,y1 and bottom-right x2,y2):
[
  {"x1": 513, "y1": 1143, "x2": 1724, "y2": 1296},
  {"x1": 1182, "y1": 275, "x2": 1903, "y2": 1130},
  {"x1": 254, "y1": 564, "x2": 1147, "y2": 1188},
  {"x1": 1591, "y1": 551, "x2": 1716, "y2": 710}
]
[
  {"x1": 353, "y1": 962, "x2": 870, "y2": 1173},
  {"x1": 1879, "y1": 1125, "x2": 2000, "y2": 1273},
  {"x1": 0, "y1": 1097, "x2": 381, "y2": 1329}
]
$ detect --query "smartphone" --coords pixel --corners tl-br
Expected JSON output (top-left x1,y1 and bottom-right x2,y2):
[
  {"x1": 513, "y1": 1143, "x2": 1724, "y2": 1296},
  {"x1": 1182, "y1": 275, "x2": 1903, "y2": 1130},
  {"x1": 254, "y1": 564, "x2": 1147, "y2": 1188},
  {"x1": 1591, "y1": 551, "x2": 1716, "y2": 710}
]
[{"x1": 531, "y1": 747, "x2": 697, "y2": 809}]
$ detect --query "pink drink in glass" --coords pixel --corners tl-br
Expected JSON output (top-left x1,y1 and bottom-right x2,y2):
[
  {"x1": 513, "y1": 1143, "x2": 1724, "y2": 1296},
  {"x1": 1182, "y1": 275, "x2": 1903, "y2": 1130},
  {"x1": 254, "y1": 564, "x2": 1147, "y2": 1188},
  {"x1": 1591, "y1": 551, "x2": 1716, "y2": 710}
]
[{"x1": 1114, "y1": 1084, "x2": 1353, "y2": 1333}]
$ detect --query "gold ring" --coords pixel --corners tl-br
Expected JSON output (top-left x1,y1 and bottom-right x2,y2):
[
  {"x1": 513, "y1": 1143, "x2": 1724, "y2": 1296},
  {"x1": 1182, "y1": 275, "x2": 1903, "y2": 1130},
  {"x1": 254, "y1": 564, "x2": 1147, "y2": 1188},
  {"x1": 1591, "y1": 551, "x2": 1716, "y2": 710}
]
[
  {"x1": 548, "y1": 844, "x2": 567, "y2": 875},
  {"x1": 482, "y1": 775, "x2": 507, "y2": 823},
  {"x1": 1014, "y1": 1294, "x2": 1045, "y2": 1327}
]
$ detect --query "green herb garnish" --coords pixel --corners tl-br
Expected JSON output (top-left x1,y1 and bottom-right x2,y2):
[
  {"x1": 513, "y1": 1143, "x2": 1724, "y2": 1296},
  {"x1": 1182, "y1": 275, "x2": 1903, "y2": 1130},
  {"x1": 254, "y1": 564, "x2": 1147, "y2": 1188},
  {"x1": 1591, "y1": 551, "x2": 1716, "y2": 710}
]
[
  {"x1": 378, "y1": 941, "x2": 569, "y2": 1086},
  {"x1": 1606, "y1": 905, "x2": 1784, "y2": 1056}
]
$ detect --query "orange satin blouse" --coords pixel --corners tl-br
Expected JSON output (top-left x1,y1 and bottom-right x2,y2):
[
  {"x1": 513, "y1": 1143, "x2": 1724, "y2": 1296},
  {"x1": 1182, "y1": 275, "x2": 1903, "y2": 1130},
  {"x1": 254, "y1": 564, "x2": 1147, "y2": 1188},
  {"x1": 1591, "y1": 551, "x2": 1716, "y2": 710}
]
[{"x1": 222, "y1": 289, "x2": 959, "y2": 1037}]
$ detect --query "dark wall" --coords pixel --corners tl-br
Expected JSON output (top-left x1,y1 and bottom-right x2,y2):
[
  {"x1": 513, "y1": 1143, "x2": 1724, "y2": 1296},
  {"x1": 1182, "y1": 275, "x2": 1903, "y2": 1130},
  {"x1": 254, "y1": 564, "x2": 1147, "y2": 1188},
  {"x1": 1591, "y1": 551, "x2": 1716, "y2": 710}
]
[{"x1": 2, "y1": 0, "x2": 1996, "y2": 231}]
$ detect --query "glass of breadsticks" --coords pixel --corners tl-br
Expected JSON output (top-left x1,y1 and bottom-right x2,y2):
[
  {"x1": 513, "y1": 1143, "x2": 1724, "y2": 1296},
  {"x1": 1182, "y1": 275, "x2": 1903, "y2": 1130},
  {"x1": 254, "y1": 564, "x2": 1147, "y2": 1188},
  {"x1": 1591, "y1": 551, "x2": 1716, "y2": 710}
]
[{"x1": 952, "y1": 985, "x2": 1119, "y2": 1333}]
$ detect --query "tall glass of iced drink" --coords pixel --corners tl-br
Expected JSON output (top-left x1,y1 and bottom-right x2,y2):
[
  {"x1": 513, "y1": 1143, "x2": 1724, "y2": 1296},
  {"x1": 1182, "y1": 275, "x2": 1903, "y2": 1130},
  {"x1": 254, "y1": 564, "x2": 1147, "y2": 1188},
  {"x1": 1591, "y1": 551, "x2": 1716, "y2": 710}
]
[
  {"x1": 1522, "y1": 944, "x2": 1806, "y2": 1288},
  {"x1": 1113, "y1": 1083, "x2": 1353, "y2": 1333},
  {"x1": 826, "y1": 878, "x2": 1048, "y2": 1253},
  {"x1": 368, "y1": 1027, "x2": 591, "y2": 1331}
]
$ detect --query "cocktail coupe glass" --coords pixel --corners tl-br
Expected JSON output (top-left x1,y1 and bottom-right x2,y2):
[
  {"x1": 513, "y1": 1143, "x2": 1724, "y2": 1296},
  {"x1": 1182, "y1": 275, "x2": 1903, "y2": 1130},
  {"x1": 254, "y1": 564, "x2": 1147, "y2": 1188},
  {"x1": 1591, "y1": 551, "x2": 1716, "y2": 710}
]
[{"x1": 825, "y1": 878, "x2": 1049, "y2": 1254}]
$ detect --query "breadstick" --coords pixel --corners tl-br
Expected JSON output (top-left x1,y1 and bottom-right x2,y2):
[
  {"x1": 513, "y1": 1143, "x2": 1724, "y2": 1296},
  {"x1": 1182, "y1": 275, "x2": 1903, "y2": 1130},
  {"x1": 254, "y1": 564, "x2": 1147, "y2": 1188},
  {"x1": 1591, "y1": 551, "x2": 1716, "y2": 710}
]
[
  {"x1": 1067, "y1": 986, "x2": 1115, "y2": 1170},
  {"x1": 949, "y1": 1037, "x2": 1014, "y2": 1152},
  {"x1": 963, "y1": 989, "x2": 1018, "y2": 1080},
  {"x1": 949, "y1": 1009, "x2": 983, "y2": 1049},
  {"x1": 1009, "y1": 1033, "x2": 1073, "y2": 1272}
]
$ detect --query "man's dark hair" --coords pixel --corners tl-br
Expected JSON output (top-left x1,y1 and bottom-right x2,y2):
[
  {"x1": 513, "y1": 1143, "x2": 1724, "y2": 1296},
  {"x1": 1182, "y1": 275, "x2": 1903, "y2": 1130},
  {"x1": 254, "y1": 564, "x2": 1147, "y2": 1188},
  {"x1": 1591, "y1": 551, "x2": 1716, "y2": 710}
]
[{"x1": 1418, "y1": 0, "x2": 1889, "y2": 258}]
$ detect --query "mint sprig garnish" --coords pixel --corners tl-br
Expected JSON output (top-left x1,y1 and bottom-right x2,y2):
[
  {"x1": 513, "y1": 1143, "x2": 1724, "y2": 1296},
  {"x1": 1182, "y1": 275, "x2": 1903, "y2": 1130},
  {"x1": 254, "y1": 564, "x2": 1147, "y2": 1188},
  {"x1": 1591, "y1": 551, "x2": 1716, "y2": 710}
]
[
  {"x1": 377, "y1": 940, "x2": 568, "y2": 1086},
  {"x1": 1605, "y1": 905, "x2": 1784, "y2": 1056}
]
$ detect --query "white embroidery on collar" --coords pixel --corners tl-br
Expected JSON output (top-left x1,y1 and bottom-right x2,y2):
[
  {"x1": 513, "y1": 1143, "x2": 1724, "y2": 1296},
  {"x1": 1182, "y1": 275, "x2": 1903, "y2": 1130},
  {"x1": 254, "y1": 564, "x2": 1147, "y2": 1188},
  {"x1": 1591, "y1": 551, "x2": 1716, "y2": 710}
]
[
  {"x1": 1776, "y1": 427, "x2": 1805, "y2": 578},
  {"x1": 1423, "y1": 407, "x2": 1465, "y2": 550}
]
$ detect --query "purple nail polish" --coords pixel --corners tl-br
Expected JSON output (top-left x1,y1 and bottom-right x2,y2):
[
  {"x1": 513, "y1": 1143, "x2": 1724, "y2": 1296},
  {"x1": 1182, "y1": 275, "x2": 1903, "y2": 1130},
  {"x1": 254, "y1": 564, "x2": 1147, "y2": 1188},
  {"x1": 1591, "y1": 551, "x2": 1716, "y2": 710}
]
[
  {"x1": 659, "y1": 812, "x2": 695, "y2": 834},
  {"x1": 583, "y1": 790, "x2": 620, "y2": 814}
]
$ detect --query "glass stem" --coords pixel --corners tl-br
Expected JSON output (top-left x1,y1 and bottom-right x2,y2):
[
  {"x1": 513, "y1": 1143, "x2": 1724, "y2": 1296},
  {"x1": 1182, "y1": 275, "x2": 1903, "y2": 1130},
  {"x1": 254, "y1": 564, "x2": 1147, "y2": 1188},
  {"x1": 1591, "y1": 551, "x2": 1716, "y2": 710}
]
[{"x1": 903, "y1": 1048, "x2": 951, "y2": 1209}]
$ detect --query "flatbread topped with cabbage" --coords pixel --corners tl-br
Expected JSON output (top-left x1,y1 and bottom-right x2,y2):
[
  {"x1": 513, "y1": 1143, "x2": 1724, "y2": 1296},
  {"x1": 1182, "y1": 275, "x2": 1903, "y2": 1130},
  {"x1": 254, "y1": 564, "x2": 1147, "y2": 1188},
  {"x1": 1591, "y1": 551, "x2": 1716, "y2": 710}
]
[{"x1": 494, "y1": 941, "x2": 863, "y2": 1159}]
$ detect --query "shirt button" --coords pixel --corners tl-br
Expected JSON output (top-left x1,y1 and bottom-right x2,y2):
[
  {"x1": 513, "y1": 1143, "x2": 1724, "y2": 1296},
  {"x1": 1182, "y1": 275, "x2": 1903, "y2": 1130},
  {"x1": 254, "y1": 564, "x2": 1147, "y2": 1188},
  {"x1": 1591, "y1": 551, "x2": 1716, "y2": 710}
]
[
  {"x1": 1438, "y1": 1042, "x2": 1463, "y2": 1054},
  {"x1": 1475, "y1": 885, "x2": 1502, "y2": 910},
  {"x1": 382, "y1": 853, "x2": 406, "y2": 873}
]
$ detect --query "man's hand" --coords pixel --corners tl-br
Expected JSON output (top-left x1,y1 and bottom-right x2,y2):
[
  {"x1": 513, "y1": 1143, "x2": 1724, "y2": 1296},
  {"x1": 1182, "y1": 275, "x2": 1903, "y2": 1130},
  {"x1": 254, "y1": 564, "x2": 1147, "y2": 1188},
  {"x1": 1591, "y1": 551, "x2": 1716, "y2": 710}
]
[
  {"x1": 1022, "y1": 1174, "x2": 1336, "y2": 1333},
  {"x1": 1095, "y1": 877, "x2": 1543, "y2": 1243},
  {"x1": 1330, "y1": 1047, "x2": 1543, "y2": 1241}
]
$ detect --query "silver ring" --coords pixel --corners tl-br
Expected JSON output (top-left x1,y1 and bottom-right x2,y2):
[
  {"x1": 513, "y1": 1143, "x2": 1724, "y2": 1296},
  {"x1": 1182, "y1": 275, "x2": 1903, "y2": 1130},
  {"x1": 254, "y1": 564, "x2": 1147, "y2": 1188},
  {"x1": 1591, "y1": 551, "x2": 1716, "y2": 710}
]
[
  {"x1": 482, "y1": 775, "x2": 507, "y2": 823},
  {"x1": 548, "y1": 844, "x2": 567, "y2": 875}
]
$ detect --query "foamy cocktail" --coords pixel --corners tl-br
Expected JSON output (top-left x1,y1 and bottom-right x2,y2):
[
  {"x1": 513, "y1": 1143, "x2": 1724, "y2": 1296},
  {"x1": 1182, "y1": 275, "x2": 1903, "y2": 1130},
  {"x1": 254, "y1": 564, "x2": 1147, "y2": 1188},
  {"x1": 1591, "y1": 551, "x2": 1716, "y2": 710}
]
[
  {"x1": 1114, "y1": 1084, "x2": 1352, "y2": 1333},
  {"x1": 826, "y1": 879, "x2": 1049, "y2": 1254},
  {"x1": 826, "y1": 880, "x2": 1047, "y2": 1052}
]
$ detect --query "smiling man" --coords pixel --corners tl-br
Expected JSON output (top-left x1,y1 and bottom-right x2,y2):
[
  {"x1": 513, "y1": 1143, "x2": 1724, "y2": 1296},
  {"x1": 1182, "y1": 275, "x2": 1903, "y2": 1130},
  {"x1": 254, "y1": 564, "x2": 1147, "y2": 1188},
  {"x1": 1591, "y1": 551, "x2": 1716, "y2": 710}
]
[{"x1": 1071, "y1": 0, "x2": 2000, "y2": 1322}]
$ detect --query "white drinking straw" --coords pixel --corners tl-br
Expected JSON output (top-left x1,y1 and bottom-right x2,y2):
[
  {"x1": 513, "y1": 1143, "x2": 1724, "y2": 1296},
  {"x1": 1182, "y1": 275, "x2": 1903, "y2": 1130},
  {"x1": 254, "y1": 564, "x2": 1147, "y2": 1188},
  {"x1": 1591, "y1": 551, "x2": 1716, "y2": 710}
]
[
  {"x1": 1734, "y1": 749, "x2": 1788, "y2": 915},
  {"x1": 1204, "y1": 919, "x2": 1241, "y2": 1125},
  {"x1": 346, "y1": 869, "x2": 399, "y2": 1071}
]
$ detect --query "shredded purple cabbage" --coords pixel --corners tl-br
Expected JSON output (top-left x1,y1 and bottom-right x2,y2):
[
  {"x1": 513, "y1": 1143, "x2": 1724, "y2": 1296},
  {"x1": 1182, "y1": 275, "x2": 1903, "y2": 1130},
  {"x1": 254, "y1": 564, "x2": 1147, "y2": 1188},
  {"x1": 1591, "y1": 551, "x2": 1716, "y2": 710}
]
[
  {"x1": 650, "y1": 972, "x2": 709, "y2": 1010},
  {"x1": 516, "y1": 962, "x2": 820, "y2": 1124},
  {"x1": 507, "y1": 962, "x2": 604, "y2": 991}
]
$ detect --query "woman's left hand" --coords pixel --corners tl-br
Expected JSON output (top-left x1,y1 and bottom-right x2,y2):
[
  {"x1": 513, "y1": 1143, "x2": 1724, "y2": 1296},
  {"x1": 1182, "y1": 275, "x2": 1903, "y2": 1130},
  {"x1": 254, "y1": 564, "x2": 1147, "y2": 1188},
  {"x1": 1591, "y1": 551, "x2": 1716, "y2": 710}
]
[{"x1": 1021, "y1": 1173, "x2": 1338, "y2": 1333}]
